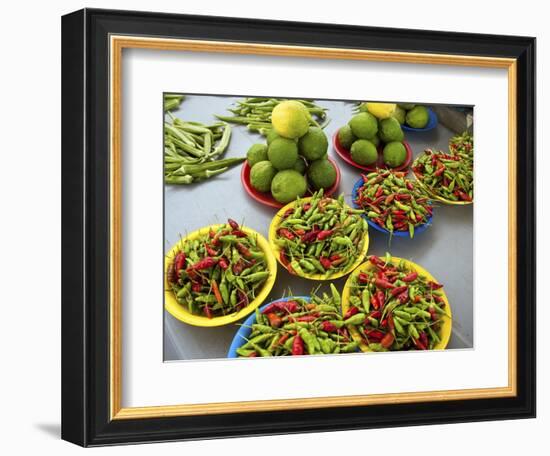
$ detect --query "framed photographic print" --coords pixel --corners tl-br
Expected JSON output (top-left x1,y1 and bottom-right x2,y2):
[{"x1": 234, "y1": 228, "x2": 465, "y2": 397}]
[{"x1": 61, "y1": 8, "x2": 536, "y2": 447}]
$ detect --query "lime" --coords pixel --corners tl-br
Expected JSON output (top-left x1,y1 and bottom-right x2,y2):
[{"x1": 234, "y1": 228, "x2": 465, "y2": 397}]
[
  {"x1": 307, "y1": 158, "x2": 336, "y2": 190},
  {"x1": 271, "y1": 100, "x2": 310, "y2": 139},
  {"x1": 406, "y1": 106, "x2": 429, "y2": 129},
  {"x1": 298, "y1": 127, "x2": 328, "y2": 161},
  {"x1": 349, "y1": 112, "x2": 378, "y2": 139},
  {"x1": 350, "y1": 139, "x2": 378, "y2": 166},
  {"x1": 246, "y1": 143, "x2": 268, "y2": 167},
  {"x1": 271, "y1": 170, "x2": 307, "y2": 203},
  {"x1": 250, "y1": 161, "x2": 277, "y2": 192},
  {"x1": 268, "y1": 137, "x2": 299, "y2": 170},
  {"x1": 382, "y1": 142, "x2": 407, "y2": 167},
  {"x1": 378, "y1": 117, "x2": 404, "y2": 143},
  {"x1": 338, "y1": 125, "x2": 356, "y2": 149}
]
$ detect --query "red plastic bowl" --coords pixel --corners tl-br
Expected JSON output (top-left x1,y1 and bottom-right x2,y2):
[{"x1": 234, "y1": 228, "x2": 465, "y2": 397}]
[
  {"x1": 241, "y1": 157, "x2": 341, "y2": 209},
  {"x1": 332, "y1": 129, "x2": 412, "y2": 172}
]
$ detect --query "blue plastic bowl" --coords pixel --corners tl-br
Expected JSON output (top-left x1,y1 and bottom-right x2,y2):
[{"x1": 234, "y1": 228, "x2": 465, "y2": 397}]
[
  {"x1": 227, "y1": 296, "x2": 310, "y2": 358},
  {"x1": 402, "y1": 107, "x2": 438, "y2": 132},
  {"x1": 351, "y1": 177, "x2": 433, "y2": 238}
]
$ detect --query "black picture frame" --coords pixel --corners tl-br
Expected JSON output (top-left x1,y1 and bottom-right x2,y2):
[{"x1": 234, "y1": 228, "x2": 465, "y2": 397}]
[{"x1": 62, "y1": 8, "x2": 536, "y2": 447}]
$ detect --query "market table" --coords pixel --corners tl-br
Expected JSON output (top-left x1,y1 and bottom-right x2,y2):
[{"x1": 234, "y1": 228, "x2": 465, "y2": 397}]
[{"x1": 163, "y1": 95, "x2": 473, "y2": 361}]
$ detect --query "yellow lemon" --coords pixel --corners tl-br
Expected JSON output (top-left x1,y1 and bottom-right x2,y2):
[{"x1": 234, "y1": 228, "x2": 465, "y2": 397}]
[
  {"x1": 366, "y1": 102, "x2": 397, "y2": 120},
  {"x1": 271, "y1": 100, "x2": 310, "y2": 139}
]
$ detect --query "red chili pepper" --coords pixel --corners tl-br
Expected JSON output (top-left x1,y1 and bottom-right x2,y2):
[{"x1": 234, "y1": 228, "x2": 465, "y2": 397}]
[
  {"x1": 166, "y1": 263, "x2": 177, "y2": 284},
  {"x1": 320, "y1": 256, "x2": 332, "y2": 270},
  {"x1": 375, "y1": 278, "x2": 395, "y2": 289},
  {"x1": 380, "y1": 318, "x2": 388, "y2": 328},
  {"x1": 292, "y1": 334, "x2": 304, "y2": 355},
  {"x1": 369, "y1": 256, "x2": 386, "y2": 269},
  {"x1": 344, "y1": 306, "x2": 359, "y2": 319},
  {"x1": 370, "y1": 294, "x2": 380, "y2": 309},
  {"x1": 434, "y1": 295, "x2": 444, "y2": 304},
  {"x1": 401, "y1": 271, "x2": 418, "y2": 282},
  {"x1": 384, "y1": 193, "x2": 395, "y2": 206},
  {"x1": 376, "y1": 291, "x2": 385, "y2": 309},
  {"x1": 191, "y1": 257, "x2": 218, "y2": 270},
  {"x1": 212, "y1": 229, "x2": 229, "y2": 246},
  {"x1": 209, "y1": 229, "x2": 216, "y2": 239},
  {"x1": 434, "y1": 164, "x2": 446, "y2": 177},
  {"x1": 248, "y1": 351, "x2": 258, "y2": 357},
  {"x1": 303, "y1": 203, "x2": 311, "y2": 212},
  {"x1": 419, "y1": 331, "x2": 428, "y2": 347},
  {"x1": 375, "y1": 186, "x2": 384, "y2": 198},
  {"x1": 236, "y1": 242, "x2": 252, "y2": 259},
  {"x1": 365, "y1": 329, "x2": 385, "y2": 341},
  {"x1": 380, "y1": 332, "x2": 395, "y2": 348},
  {"x1": 205, "y1": 244, "x2": 218, "y2": 257},
  {"x1": 211, "y1": 280, "x2": 223, "y2": 305},
  {"x1": 283, "y1": 208, "x2": 294, "y2": 218},
  {"x1": 218, "y1": 258, "x2": 229, "y2": 270},
  {"x1": 232, "y1": 229, "x2": 248, "y2": 238},
  {"x1": 321, "y1": 321, "x2": 338, "y2": 333},
  {"x1": 394, "y1": 193, "x2": 411, "y2": 201},
  {"x1": 266, "y1": 312, "x2": 282, "y2": 328},
  {"x1": 301, "y1": 230, "x2": 320, "y2": 243},
  {"x1": 278, "y1": 228, "x2": 295, "y2": 240},
  {"x1": 317, "y1": 229, "x2": 334, "y2": 241},
  {"x1": 413, "y1": 338, "x2": 427, "y2": 350},
  {"x1": 329, "y1": 254, "x2": 341, "y2": 262},
  {"x1": 227, "y1": 218, "x2": 239, "y2": 230},
  {"x1": 358, "y1": 272, "x2": 370, "y2": 283},
  {"x1": 406, "y1": 181, "x2": 414, "y2": 191},
  {"x1": 237, "y1": 290, "x2": 249, "y2": 308},
  {"x1": 192, "y1": 282, "x2": 202, "y2": 292},
  {"x1": 279, "y1": 251, "x2": 290, "y2": 267},
  {"x1": 297, "y1": 315, "x2": 318, "y2": 322},
  {"x1": 429, "y1": 307, "x2": 437, "y2": 321},
  {"x1": 261, "y1": 300, "x2": 299, "y2": 315},
  {"x1": 232, "y1": 259, "x2": 245, "y2": 275},
  {"x1": 369, "y1": 310, "x2": 382, "y2": 319},
  {"x1": 429, "y1": 281, "x2": 444, "y2": 290},
  {"x1": 204, "y1": 305, "x2": 213, "y2": 319},
  {"x1": 294, "y1": 229, "x2": 306, "y2": 236},
  {"x1": 457, "y1": 190, "x2": 472, "y2": 201},
  {"x1": 276, "y1": 333, "x2": 290, "y2": 346},
  {"x1": 175, "y1": 252, "x2": 186, "y2": 272},
  {"x1": 388, "y1": 314, "x2": 395, "y2": 330},
  {"x1": 397, "y1": 291, "x2": 409, "y2": 304},
  {"x1": 391, "y1": 285, "x2": 408, "y2": 297},
  {"x1": 431, "y1": 155, "x2": 437, "y2": 167}
]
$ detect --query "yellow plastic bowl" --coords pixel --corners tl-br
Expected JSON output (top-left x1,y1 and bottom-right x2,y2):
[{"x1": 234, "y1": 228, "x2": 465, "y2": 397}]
[
  {"x1": 412, "y1": 170, "x2": 473, "y2": 206},
  {"x1": 269, "y1": 197, "x2": 369, "y2": 281},
  {"x1": 164, "y1": 224, "x2": 277, "y2": 327},
  {"x1": 341, "y1": 257, "x2": 452, "y2": 351}
]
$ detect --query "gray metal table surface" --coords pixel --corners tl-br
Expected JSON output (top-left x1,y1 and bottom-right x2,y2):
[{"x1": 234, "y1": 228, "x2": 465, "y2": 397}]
[{"x1": 163, "y1": 95, "x2": 473, "y2": 361}]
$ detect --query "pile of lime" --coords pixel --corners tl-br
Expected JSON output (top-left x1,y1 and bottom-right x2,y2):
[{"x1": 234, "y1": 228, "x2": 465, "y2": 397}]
[
  {"x1": 338, "y1": 102, "x2": 411, "y2": 168},
  {"x1": 396, "y1": 103, "x2": 430, "y2": 129},
  {"x1": 247, "y1": 100, "x2": 337, "y2": 204}
]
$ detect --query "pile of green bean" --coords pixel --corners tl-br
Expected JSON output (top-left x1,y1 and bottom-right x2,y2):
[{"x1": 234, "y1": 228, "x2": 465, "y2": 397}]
[
  {"x1": 273, "y1": 190, "x2": 368, "y2": 277},
  {"x1": 167, "y1": 219, "x2": 270, "y2": 318},
  {"x1": 345, "y1": 254, "x2": 447, "y2": 351},
  {"x1": 164, "y1": 113, "x2": 245, "y2": 185},
  {"x1": 164, "y1": 93, "x2": 185, "y2": 112},
  {"x1": 216, "y1": 98, "x2": 329, "y2": 135},
  {"x1": 236, "y1": 285, "x2": 357, "y2": 357}
]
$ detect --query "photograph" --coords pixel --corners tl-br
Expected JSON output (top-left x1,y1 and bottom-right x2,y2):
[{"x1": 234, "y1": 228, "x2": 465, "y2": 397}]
[{"x1": 163, "y1": 94, "x2": 474, "y2": 360}]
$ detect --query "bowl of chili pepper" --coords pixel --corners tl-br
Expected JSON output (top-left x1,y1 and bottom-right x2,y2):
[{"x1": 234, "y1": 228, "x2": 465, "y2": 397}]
[
  {"x1": 341, "y1": 254, "x2": 452, "y2": 352},
  {"x1": 268, "y1": 190, "x2": 370, "y2": 280},
  {"x1": 165, "y1": 219, "x2": 277, "y2": 327},
  {"x1": 332, "y1": 130, "x2": 413, "y2": 172},
  {"x1": 241, "y1": 157, "x2": 341, "y2": 209},
  {"x1": 352, "y1": 171, "x2": 433, "y2": 238},
  {"x1": 228, "y1": 286, "x2": 359, "y2": 358},
  {"x1": 401, "y1": 108, "x2": 438, "y2": 132},
  {"x1": 412, "y1": 148, "x2": 473, "y2": 205}
]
